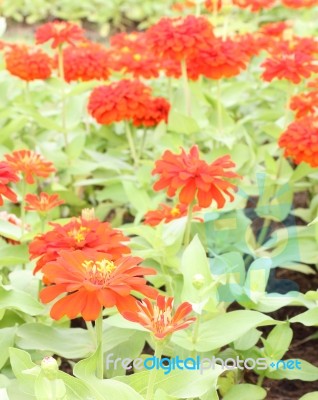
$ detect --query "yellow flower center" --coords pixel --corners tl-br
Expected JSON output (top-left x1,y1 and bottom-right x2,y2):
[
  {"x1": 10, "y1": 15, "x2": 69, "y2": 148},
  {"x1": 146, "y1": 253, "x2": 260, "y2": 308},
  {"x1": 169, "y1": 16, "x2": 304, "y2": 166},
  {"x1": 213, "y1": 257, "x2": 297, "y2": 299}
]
[
  {"x1": 82, "y1": 258, "x2": 116, "y2": 285},
  {"x1": 170, "y1": 207, "x2": 181, "y2": 217},
  {"x1": 68, "y1": 226, "x2": 88, "y2": 243},
  {"x1": 133, "y1": 53, "x2": 142, "y2": 61}
]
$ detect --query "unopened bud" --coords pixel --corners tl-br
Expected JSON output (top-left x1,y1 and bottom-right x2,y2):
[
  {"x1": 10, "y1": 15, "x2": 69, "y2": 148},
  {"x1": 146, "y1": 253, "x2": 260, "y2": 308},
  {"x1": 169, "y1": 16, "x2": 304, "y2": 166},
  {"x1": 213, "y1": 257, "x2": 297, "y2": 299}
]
[
  {"x1": 41, "y1": 356, "x2": 58, "y2": 380},
  {"x1": 81, "y1": 208, "x2": 95, "y2": 221},
  {"x1": 192, "y1": 274, "x2": 205, "y2": 290}
]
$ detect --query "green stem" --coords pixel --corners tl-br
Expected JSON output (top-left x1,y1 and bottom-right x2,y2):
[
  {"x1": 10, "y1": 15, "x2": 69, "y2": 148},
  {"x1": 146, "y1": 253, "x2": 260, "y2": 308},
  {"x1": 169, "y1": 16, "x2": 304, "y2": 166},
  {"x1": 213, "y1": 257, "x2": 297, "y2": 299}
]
[
  {"x1": 139, "y1": 128, "x2": 147, "y2": 160},
  {"x1": 24, "y1": 81, "x2": 30, "y2": 104},
  {"x1": 146, "y1": 341, "x2": 164, "y2": 400},
  {"x1": 57, "y1": 45, "x2": 69, "y2": 150},
  {"x1": 195, "y1": 0, "x2": 201, "y2": 16},
  {"x1": 212, "y1": 0, "x2": 219, "y2": 26},
  {"x1": 95, "y1": 312, "x2": 104, "y2": 379},
  {"x1": 20, "y1": 179, "x2": 27, "y2": 238},
  {"x1": 184, "y1": 202, "x2": 195, "y2": 247},
  {"x1": 217, "y1": 80, "x2": 223, "y2": 134},
  {"x1": 257, "y1": 373, "x2": 265, "y2": 387},
  {"x1": 40, "y1": 216, "x2": 46, "y2": 234},
  {"x1": 125, "y1": 121, "x2": 138, "y2": 166},
  {"x1": 191, "y1": 313, "x2": 201, "y2": 357},
  {"x1": 167, "y1": 77, "x2": 173, "y2": 103},
  {"x1": 180, "y1": 59, "x2": 191, "y2": 116},
  {"x1": 160, "y1": 258, "x2": 173, "y2": 296}
]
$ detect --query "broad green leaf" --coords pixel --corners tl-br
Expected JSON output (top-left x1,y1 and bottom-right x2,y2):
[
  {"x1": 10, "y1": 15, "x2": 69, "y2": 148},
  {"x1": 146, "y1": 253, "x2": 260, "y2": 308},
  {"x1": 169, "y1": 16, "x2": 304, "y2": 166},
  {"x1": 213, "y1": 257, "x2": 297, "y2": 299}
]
[
  {"x1": 0, "y1": 220, "x2": 21, "y2": 241},
  {"x1": 223, "y1": 384, "x2": 266, "y2": 400},
  {"x1": 299, "y1": 393, "x2": 318, "y2": 400},
  {"x1": 263, "y1": 323, "x2": 293, "y2": 360},
  {"x1": 168, "y1": 110, "x2": 199, "y2": 134},
  {"x1": 0, "y1": 327, "x2": 15, "y2": 369},
  {"x1": 0, "y1": 243, "x2": 28, "y2": 267},
  {"x1": 0, "y1": 286, "x2": 44, "y2": 315},
  {"x1": 266, "y1": 359, "x2": 318, "y2": 381},
  {"x1": 16, "y1": 323, "x2": 95, "y2": 359},
  {"x1": 290, "y1": 308, "x2": 318, "y2": 326}
]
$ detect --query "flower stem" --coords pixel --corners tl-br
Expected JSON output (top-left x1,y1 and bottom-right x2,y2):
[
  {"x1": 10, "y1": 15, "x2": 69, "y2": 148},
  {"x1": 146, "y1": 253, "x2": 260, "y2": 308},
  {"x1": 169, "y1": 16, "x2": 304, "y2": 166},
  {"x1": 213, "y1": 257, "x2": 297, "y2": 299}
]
[
  {"x1": 139, "y1": 128, "x2": 147, "y2": 159},
  {"x1": 57, "y1": 45, "x2": 69, "y2": 151},
  {"x1": 216, "y1": 80, "x2": 223, "y2": 134},
  {"x1": 95, "y1": 312, "x2": 104, "y2": 379},
  {"x1": 40, "y1": 216, "x2": 46, "y2": 234},
  {"x1": 125, "y1": 121, "x2": 138, "y2": 166},
  {"x1": 146, "y1": 341, "x2": 164, "y2": 400},
  {"x1": 184, "y1": 201, "x2": 195, "y2": 247},
  {"x1": 257, "y1": 373, "x2": 265, "y2": 387},
  {"x1": 191, "y1": 313, "x2": 201, "y2": 357},
  {"x1": 20, "y1": 179, "x2": 27, "y2": 238},
  {"x1": 181, "y1": 58, "x2": 191, "y2": 116},
  {"x1": 195, "y1": 0, "x2": 201, "y2": 16}
]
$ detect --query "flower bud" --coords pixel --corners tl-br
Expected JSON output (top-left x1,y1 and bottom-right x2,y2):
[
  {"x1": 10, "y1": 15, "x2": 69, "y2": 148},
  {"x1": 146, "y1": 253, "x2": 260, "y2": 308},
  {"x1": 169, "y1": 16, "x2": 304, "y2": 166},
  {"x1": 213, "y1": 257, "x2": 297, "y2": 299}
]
[
  {"x1": 82, "y1": 208, "x2": 95, "y2": 221},
  {"x1": 41, "y1": 356, "x2": 58, "y2": 380},
  {"x1": 192, "y1": 273, "x2": 205, "y2": 290}
]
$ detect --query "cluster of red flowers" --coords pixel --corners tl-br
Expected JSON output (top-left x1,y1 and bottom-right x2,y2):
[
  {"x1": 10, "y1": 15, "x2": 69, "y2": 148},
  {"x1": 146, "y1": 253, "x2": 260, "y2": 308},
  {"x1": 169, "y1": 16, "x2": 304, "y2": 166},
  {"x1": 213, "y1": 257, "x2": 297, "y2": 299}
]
[
  {"x1": 0, "y1": 162, "x2": 19, "y2": 206},
  {"x1": 88, "y1": 80, "x2": 170, "y2": 127},
  {"x1": 290, "y1": 90, "x2": 318, "y2": 118},
  {"x1": 4, "y1": 45, "x2": 53, "y2": 81},
  {"x1": 152, "y1": 145, "x2": 240, "y2": 208},
  {"x1": 279, "y1": 116, "x2": 318, "y2": 167}
]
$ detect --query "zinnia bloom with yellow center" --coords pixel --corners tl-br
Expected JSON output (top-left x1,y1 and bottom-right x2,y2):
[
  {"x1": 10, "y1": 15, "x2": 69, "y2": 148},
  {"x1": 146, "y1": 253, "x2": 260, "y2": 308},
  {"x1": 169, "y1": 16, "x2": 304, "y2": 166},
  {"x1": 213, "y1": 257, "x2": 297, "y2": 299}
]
[
  {"x1": 40, "y1": 251, "x2": 158, "y2": 321},
  {"x1": 122, "y1": 295, "x2": 196, "y2": 340},
  {"x1": 152, "y1": 145, "x2": 240, "y2": 208},
  {"x1": 25, "y1": 192, "x2": 64, "y2": 213},
  {"x1": 29, "y1": 215, "x2": 131, "y2": 274},
  {"x1": 4, "y1": 150, "x2": 55, "y2": 185},
  {"x1": 5, "y1": 45, "x2": 52, "y2": 82},
  {"x1": 0, "y1": 162, "x2": 19, "y2": 206},
  {"x1": 279, "y1": 116, "x2": 318, "y2": 167},
  {"x1": 35, "y1": 21, "x2": 85, "y2": 49},
  {"x1": 144, "y1": 203, "x2": 201, "y2": 226}
]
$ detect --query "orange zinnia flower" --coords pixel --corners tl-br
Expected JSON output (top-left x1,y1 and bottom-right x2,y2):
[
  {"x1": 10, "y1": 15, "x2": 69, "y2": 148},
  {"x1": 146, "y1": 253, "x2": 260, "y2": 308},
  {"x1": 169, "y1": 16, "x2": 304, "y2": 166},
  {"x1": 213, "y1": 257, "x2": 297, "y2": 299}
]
[
  {"x1": 5, "y1": 45, "x2": 52, "y2": 82},
  {"x1": 109, "y1": 32, "x2": 159, "y2": 80},
  {"x1": 40, "y1": 250, "x2": 157, "y2": 321},
  {"x1": 5, "y1": 150, "x2": 55, "y2": 185},
  {"x1": 144, "y1": 203, "x2": 201, "y2": 227},
  {"x1": 29, "y1": 215, "x2": 131, "y2": 274},
  {"x1": 88, "y1": 80, "x2": 152, "y2": 125},
  {"x1": 35, "y1": 21, "x2": 85, "y2": 49},
  {"x1": 290, "y1": 91, "x2": 318, "y2": 118},
  {"x1": 0, "y1": 162, "x2": 19, "y2": 206},
  {"x1": 279, "y1": 116, "x2": 318, "y2": 167},
  {"x1": 132, "y1": 97, "x2": 170, "y2": 127},
  {"x1": 205, "y1": 0, "x2": 223, "y2": 12},
  {"x1": 152, "y1": 145, "x2": 240, "y2": 208},
  {"x1": 145, "y1": 16, "x2": 214, "y2": 62},
  {"x1": 25, "y1": 192, "x2": 64, "y2": 213},
  {"x1": 259, "y1": 22, "x2": 291, "y2": 38},
  {"x1": 62, "y1": 42, "x2": 110, "y2": 82},
  {"x1": 122, "y1": 295, "x2": 196, "y2": 340},
  {"x1": 282, "y1": 0, "x2": 318, "y2": 8},
  {"x1": 261, "y1": 51, "x2": 318, "y2": 84},
  {"x1": 233, "y1": 0, "x2": 275, "y2": 11}
]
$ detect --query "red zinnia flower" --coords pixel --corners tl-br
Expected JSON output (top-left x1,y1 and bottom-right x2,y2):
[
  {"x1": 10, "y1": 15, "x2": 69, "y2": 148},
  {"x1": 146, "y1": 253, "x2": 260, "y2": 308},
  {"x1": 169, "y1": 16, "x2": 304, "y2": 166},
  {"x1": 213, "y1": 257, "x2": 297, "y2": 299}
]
[
  {"x1": 145, "y1": 16, "x2": 214, "y2": 62},
  {"x1": 122, "y1": 295, "x2": 196, "y2": 340},
  {"x1": 0, "y1": 162, "x2": 19, "y2": 206},
  {"x1": 144, "y1": 203, "x2": 201, "y2": 226},
  {"x1": 282, "y1": 0, "x2": 318, "y2": 8},
  {"x1": 259, "y1": 22, "x2": 291, "y2": 38},
  {"x1": 29, "y1": 215, "x2": 131, "y2": 274},
  {"x1": 290, "y1": 91, "x2": 318, "y2": 118},
  {"x1": 88, "y1": 80, "x2": 152, "y2": 125},
  {"x1": 5, "y1": 150, "x2": 55, "y2": 185},
  {"x1": 233, "y1": 0, "x2": 275, "y2": 11},
  {"x1": 132, "y1": 97, "x2": 170, "y2": 127},
  {"x1": 187, "y1": 37, "x2": 248, "y2": 80},
  {"x1": 40, "y1": 250, "x2": 158, "y2": 321},
  {"x1": 35, "y1": 21, "x2": 85, "y2": 49},
  {"x1": 261, "y1": 51, "x2": 318, "y2": 84},
  {"x1": 5, "y1": 45, "x2": 52, "y2": 82},
  {"x1": 279, "y1": 116, "x2": 318, "y2": 167},
  {"x1": 152, "y1": 145, "x2": 240, "y2": 208},
  {"x1": 25, "y1": 192, "x2": 64, "y2": 213},
  {"x1": 62, "y1": 42, "x2": 110, "y2": 82},
  {"x1": 109, "y1": 32, "x2": 159, "y2": 80},
  {"x1": 205, "y1": 0, "x2": 223, "y2": 12}
]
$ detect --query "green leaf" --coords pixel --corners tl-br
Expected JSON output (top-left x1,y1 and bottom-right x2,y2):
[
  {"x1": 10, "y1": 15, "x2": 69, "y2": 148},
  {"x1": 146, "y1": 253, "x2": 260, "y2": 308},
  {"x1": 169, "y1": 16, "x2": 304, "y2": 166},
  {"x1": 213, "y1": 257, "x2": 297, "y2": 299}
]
[
  {"x1": 0, "y1": 327, "x2": 16, "y2": 369},
  {"x1": 263, "y1": 323, "x2": 293, "y2": 360},
  {"x1": 74, "y1": 347, "x2": 144, "y2": 400},
  {"x1": 0, "y1": 220, "x2": 21, "y2": 241},
  {"x1": 0, "y1": 286, "x2": 44, "y2": 315},
  {"x1": 223, "y1": 384, "x2": 266, "y2": 400},
  {"x1": 299, "y1": 392, "x2": 318, "y2": 400},
  {"x1": 0, "y1": 244, "x2": 28, "y2": 266},
  {"x1": 16, "y1": 323, "x2": 95, "y2": 359},
  {"x1": 266, "y1": 359, "x2": 318, "y2": 381},
  {"x1": 180, "y1": 235, "x2": 213, "y2": 304},
  {"x1": 290, "y1": 308, "x2": 318, "y2": 326},
  {"x1": 168, "y1": 110, "x2": 199, "y2": 134}
]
